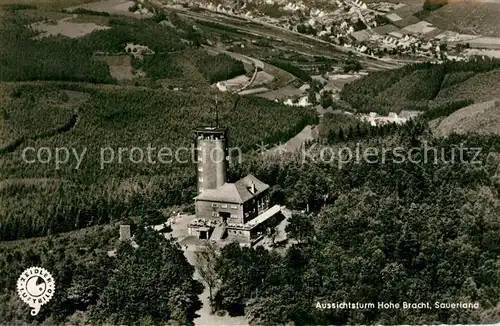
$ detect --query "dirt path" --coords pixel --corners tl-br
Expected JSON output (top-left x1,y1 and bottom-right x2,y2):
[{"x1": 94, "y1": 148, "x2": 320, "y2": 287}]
[
  {"x1": 170, "y1": 215, "x2": 249, "y2": 325},
  {"x1": 180, "y1": 246, "x2": 248, "y2": 325}
]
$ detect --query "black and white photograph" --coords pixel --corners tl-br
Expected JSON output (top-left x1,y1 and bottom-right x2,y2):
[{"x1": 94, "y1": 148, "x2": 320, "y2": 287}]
[{"x1": 0, "y1": 0, "x2": 499, "y2": 324}]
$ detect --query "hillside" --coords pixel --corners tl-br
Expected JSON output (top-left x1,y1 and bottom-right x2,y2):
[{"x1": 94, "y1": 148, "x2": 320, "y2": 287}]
[
  {"x1": 0, "y1": 81, "x2": 316, "y2": 241},
  {"x1": 433, "y1": 68, "x2": 500, "y2": 103},
  {"x1": 0, "y1": 4, "x2": 333, "y2": 242},
  {"x1": 340, "y1": 58, "x2": 500, "y2": 114},
  {"x1": 224, "y1": 122, "x2": 500, "y2": 325},
  {"x1": 423, "y1": 2, "x2": 500, "y2": 38},
  {"x1": 363, "y1": 0, "x2": 500, "y2": 37},
  {"x1": 432, "y1": 99, "x2": 500, "y2": 137}
]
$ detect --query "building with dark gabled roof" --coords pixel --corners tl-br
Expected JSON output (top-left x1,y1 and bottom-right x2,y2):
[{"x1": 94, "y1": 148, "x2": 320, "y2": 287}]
[
  {"x1": 195, "y1": 174, "x2": 269, "y2": 204},
  {"x1": 192, "y1": 174, "x2": 276, "y2": 241},
  {"x1": 194, "y1": 174, "x2": 271, "y2": 225},
  {"x1": 188, "y1": 125, "x2": 281, "y2": 243}
]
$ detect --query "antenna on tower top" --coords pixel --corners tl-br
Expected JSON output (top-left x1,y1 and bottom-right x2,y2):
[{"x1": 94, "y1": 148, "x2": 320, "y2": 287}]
[{"x1": 214, "y1": 95, "x2": 219, "y2": 127}]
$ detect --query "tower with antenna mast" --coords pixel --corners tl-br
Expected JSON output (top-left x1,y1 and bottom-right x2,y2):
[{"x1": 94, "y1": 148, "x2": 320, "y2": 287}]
[{"x1": 194, "y1": 96, "x2": 228, "y2": 194}]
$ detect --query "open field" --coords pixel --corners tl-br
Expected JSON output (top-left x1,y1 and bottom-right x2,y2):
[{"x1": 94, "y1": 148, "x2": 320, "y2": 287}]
[
  {"x1": 466, "y1": 37, "x2": 500, "y2": 50},
  {"x1": 96, "y1": 55, "x2": 135, "y2": 81},
  {"x1": 32, "y1": 16, "x2": 111, "y2": 38},
  {"x1": 257, "y1": 85, "x2": 305, "y2": 101},
  {"x1": 267, "y1": 125, "x2": 318, "y2": 154},
  {"x1": 326, "y1": 74, "x2": 363, "y2": 89},
  {"x1": 464, "y1": 49, "x2": 500, "y2": 59},
  {"x1": 366, "y1": 0, "x2": 500, "y2": 37},
  {"x1": 65, "y1": 0, "x2": 138, "y2": 17},
  {"x1": 403, "y1": 20, "x2": 436, "y2": 35},
  {"x1": 251, "y1": 71, "x2": 275, "y2": 86}
]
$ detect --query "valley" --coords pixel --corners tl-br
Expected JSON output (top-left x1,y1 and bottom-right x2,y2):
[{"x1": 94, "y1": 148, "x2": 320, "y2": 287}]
[{"x1": 0, "y1": 0, "x2": 499, "y2": 325}]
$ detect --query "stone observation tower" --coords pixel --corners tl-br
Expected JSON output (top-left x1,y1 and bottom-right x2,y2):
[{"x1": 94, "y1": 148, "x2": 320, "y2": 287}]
[
  {"x1": 194, "y1": 126, "x2": 228, "y2": 194},
  {"x1": 190, "y1": 111, "x2": 281, "y2": 242},
  {"x1": 189, "y1": 98, "x2": 281, "y2": 242}
]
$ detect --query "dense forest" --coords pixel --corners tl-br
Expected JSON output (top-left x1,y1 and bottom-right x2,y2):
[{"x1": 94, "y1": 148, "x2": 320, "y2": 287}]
[
  {"x1": 340, "y1": 58, "x2": 500, "y2": 114},
  {"x1": 2, "y1": 115, "x2": 499, "y2": 325},
  {"x1": 0, "y1": 9, "x2": 318, "y2": 241},
  {"x1": 0, "y1": 224, "x2": 202, "y2": 325},
  {"x1": 0, "y1": 82, "x2": 317, "y2": 241},
  {"x1": 215, "y1": 123, "x2": 500, "y2": 325},
  {"x1": 0, "y1": 15, "x2": 113, "y2": 83},
  {"x1": 0, "y1": 13, "x2": 185, "y2": 83}
]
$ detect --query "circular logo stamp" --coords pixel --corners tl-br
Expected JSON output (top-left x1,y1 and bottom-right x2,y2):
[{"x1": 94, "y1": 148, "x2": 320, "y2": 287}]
[{"x1": 17, "y1": 267, "x2": 55, "y2": 316}]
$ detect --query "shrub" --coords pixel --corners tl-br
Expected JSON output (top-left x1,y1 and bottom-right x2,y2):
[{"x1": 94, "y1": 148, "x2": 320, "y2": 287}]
[
  {"x1": 128, "y1": 3, "x2": 139, "y2": 12},
  {"x1": 423, "y1": 99, "x2": 474, "y2": 120},
  {"x1": 343, "y1": 56, "x2": 362, "y2": 73},
  {"x1": 70, "y1": 8, "x2": 111, "y2": 16},
  {"x1": 269, "y1": 60, "x2": 311, "y2": 82},
  {"x1": 423, "y1": 0, "x2": 448, "y2": 11},
  {"x1": 2, "y1": 4, "x2": 37, "y2": 10},
  {"x1": 320, "y1": 91, "x2": 334, "y2": 108}
]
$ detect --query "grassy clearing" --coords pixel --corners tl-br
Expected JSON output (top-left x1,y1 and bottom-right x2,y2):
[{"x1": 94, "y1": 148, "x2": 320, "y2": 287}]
[{"x1": 97, "y1": 55, "x2": 135, "y2": 81}]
